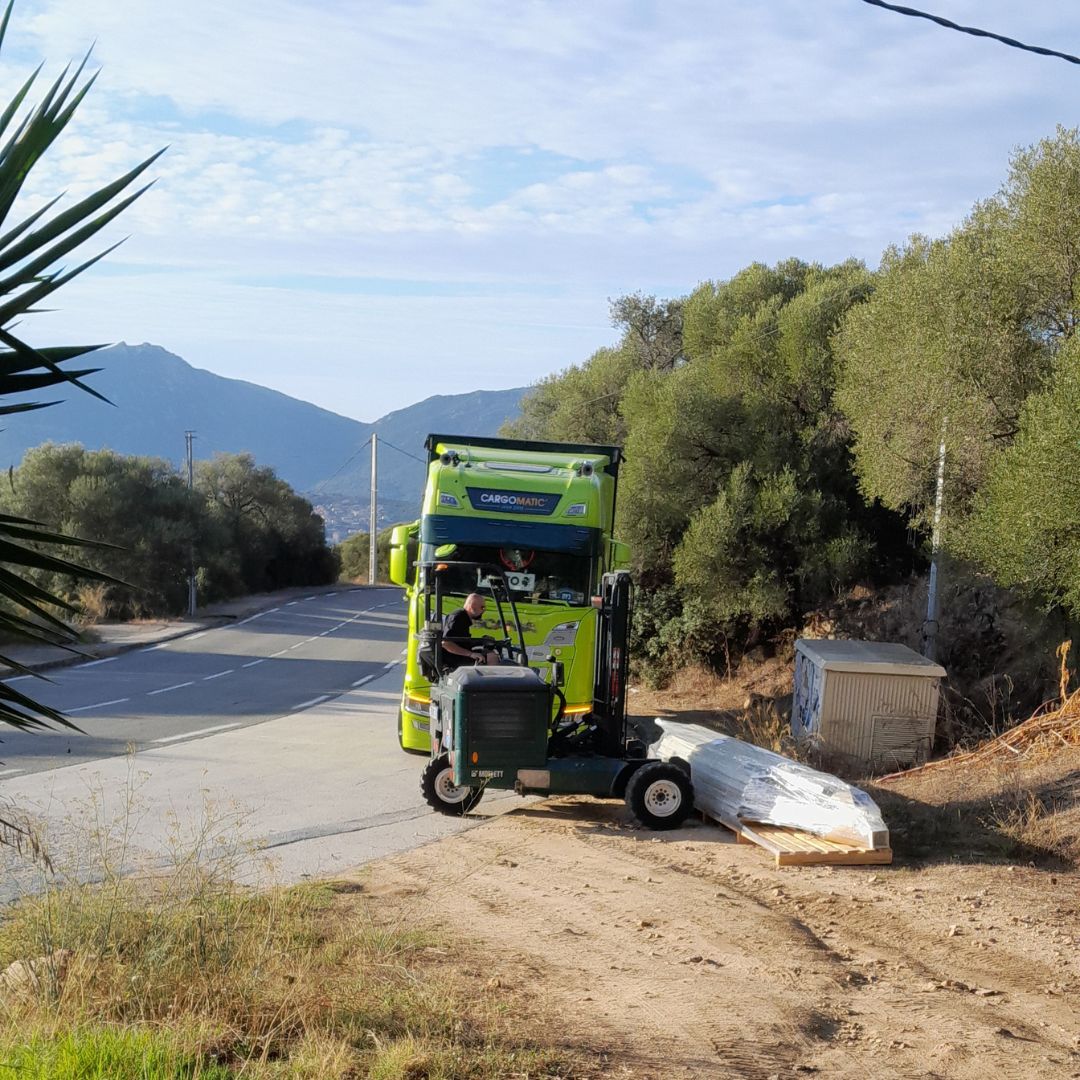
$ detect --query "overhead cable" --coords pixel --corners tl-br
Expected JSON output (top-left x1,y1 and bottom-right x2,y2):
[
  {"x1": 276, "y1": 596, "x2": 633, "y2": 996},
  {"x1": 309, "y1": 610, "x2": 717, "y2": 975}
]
[
  {"x1": 858, "y1": 0, "x2": 1080, "y2": 67},
  {"x1": 311, "y1": 436, "x2": 372, "y2": 492},
  {"x1": 377, "y1": 437, "x2": 427, "y2": 465}
]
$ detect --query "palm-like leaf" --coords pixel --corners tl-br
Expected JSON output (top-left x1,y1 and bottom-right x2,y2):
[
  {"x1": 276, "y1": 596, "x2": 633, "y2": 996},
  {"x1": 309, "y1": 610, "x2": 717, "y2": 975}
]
[{"x1": 0, "y1": 1, "x2": 162, "y2": 732}]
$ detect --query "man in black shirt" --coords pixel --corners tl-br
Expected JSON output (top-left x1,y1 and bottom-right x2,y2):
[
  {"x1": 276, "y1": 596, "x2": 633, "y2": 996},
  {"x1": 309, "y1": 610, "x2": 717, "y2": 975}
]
[{"x1": 441, "y1": 592, "x2": 498, "y2": 669}]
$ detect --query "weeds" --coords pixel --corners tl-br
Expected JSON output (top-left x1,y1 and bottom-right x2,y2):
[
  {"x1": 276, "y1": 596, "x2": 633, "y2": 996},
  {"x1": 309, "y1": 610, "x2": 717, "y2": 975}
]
[{"x1": 0, "y1": 769, "x2": 575, "y2": 1078}]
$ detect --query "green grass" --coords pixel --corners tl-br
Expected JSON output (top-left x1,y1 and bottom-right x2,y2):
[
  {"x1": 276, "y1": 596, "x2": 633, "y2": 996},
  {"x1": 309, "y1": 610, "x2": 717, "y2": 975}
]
[{"x1": 0, "y1": 1028, "x2": 232, "y2": 1079}]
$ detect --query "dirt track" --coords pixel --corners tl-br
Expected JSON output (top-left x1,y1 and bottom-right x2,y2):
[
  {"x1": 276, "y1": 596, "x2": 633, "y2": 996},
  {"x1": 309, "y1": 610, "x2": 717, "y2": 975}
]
[{"x1": 361, "y1": 796, "x2": 1080, "y2": 1079}]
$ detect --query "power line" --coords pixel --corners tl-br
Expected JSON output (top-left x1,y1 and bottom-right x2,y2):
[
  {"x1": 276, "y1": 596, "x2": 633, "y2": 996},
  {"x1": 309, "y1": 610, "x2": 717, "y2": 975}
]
[
  {"x1": 858, "y1": 0, "x2": 1080, "y2": 67},
  {"x1": 311, "y1": 436, "x2": 372, "y2": 492},
  {"x1": 377, "y1": 437, "x2": 427, "y2": 465}
]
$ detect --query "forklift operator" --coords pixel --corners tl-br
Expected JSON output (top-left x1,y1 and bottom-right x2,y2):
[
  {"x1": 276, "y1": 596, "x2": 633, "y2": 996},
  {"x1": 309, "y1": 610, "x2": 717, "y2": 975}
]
[{"x1": 440, "y1": 593, "x2": 499, "y2": 669}]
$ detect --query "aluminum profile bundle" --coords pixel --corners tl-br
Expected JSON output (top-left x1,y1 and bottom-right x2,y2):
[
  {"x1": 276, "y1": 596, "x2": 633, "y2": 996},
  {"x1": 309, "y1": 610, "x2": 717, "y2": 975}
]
[{"x1": 652, "y1": 719, "x2": 889, "y2": 850}]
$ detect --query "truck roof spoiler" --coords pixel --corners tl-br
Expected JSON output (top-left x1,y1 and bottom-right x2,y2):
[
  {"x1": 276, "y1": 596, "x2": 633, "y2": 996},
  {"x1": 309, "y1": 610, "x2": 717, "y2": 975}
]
[{"x1": 425, "y1": 433, "x2": 623, "y2": 475}]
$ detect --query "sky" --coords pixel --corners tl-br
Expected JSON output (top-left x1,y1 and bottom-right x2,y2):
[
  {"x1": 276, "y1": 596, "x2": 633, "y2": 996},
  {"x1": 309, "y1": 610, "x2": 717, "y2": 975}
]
[{"x1": 2, "y1": 0, "x2": 1078, "y2": 421}]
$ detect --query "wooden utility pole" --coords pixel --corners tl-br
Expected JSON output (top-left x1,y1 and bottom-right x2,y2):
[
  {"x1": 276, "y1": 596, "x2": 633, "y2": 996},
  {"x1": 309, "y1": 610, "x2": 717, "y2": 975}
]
[
  {"x1": 185, "y1": 430, "x2": 196, "y2": 616},
  {"x1": 368, "y1": 433, "x2": 378, "y2": 585}
]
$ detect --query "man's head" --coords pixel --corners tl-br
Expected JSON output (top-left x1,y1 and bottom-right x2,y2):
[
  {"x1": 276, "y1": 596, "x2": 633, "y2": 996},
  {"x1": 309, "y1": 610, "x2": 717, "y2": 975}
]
[{"x1": 463, "y1": 593, "x2": 486, "y2": 618}]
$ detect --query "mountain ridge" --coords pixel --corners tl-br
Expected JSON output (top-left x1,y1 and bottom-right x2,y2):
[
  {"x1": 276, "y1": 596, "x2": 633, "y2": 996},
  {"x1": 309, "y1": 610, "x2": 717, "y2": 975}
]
[{"x1": 0, "y1": 343, "x2": 526, "y2": 516}]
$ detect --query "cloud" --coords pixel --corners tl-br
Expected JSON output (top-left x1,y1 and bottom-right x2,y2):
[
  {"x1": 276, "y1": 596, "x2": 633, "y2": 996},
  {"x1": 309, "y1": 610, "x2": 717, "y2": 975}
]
[{"x1": 0, "y1": 0, "x2": 1076, "y2": 418}]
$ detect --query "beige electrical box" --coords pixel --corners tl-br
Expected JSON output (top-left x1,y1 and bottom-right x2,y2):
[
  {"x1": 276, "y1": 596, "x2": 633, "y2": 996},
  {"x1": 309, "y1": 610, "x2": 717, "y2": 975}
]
[{"x1": 792, "y1": 640, "x2": 946, "y2": 771}]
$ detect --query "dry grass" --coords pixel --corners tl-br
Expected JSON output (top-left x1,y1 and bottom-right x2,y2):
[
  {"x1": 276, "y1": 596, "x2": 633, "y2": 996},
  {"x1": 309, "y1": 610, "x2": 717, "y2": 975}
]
[
  {"x1": 72, "y1": 583, "x2": 111, "y2": 627},
  {"x1": 0, "y1": 784, "x2": 579, "y2": 1078}
]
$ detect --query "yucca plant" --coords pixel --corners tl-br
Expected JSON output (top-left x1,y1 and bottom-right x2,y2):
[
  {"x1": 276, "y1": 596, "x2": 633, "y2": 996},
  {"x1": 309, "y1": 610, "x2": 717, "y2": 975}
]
[{"x1": 0, "y1": 0, "x2": 162, "y2": 737}]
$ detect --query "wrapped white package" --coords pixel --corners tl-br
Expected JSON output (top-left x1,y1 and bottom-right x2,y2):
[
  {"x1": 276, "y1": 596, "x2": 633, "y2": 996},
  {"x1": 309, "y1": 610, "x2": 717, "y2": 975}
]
[{"x1": 653, "y1": 719, "x2": 889, "y2": 850}]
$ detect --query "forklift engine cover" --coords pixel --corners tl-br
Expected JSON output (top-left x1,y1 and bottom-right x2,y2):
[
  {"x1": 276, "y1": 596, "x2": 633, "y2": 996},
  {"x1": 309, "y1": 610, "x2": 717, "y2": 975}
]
[{"x1": 433, "y1": 666, "x2": 552, "y2": 788}]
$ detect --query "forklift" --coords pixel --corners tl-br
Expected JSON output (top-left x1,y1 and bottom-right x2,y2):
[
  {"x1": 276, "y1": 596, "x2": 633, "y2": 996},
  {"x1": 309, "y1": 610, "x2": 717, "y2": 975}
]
[{"x1": 415, "y1": 558, "x2": 694, "y2": 829}]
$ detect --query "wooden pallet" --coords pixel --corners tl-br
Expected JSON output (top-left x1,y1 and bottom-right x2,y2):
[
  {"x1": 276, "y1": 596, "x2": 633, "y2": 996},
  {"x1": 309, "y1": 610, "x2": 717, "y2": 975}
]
[
  {"x1": 704, "y1": 811, "x2": 892, "y2": 867},
  {"x1": 734, "y1": 820, "x2": 892, "y2": 867}
]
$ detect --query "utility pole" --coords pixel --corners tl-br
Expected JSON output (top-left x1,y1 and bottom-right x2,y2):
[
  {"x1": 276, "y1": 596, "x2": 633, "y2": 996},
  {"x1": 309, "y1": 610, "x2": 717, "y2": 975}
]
[
  {"x1": 368, "y1": 433, "x2": 378, "y2": 585},
  {"x1": 185, "y1": 430, "x2": 196, "y2": 617},
  {"x1": 922, "y1": 422, "x2": 947, "y2": 661}
]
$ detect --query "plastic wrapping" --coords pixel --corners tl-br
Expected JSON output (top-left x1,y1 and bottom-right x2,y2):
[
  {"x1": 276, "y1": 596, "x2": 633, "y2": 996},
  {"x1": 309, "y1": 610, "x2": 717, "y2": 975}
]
[{"x1": 653, "y1": 719, "x2": 888, "y2": 849}]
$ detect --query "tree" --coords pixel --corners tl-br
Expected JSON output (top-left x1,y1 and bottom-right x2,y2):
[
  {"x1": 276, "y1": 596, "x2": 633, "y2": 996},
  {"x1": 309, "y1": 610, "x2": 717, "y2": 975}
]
[
  {"x1": 609, "y1": 292, "x2": 685, "y2": 371},
  {"x1": 503, "y1": 291, "x2": 685, "y2": 446},
  {"x1": 960, "y1": 337, "x2": 1080, "y2": 615},
  {"x1": 337, "y1": 524, "x2": 399, "y2": 583},
  {"x1": 0, "y1": 2, "x2": 161, "y2": 732},
  {"x1": 501, "y1": 345, "x2": 638, "y2": 446},
  {"x1": 197, "y1": 453, "x2": 337, "y2": 596},
  {"x1": 834, "y1": 128, "x2": 1080, "y2": 533},
  {"x1": 2, "y1": 444, "x2": 203, "y2": 617},
  {"x1": 621, "y1": 260, "x2": 899, "y2": 642}
]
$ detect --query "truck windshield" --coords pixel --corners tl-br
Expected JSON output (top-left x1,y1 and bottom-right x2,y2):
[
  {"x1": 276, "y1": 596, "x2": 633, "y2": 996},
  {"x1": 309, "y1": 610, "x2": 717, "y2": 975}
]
[{"x1": 425, "y1": 543, "x2": 591, "y2": 605}]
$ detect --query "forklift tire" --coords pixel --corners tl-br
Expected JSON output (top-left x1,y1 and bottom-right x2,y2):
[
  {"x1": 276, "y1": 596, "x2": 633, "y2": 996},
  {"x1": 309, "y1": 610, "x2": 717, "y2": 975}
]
[
  {"x1": 625, "y1": 761, "x2": 693, "y2": 830},
  {"x1": 421, "y1": 754, "x2": 484, "y2": 815}
]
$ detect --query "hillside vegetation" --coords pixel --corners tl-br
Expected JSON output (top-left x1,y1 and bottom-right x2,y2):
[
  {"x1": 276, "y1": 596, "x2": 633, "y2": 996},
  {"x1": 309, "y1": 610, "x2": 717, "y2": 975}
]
[
  {"x1": 507, "y1": 127, "x2": 1080, "y2": 733},
  {"x1": 0, "y1": 446, "x2": 337, "y2": 621}
]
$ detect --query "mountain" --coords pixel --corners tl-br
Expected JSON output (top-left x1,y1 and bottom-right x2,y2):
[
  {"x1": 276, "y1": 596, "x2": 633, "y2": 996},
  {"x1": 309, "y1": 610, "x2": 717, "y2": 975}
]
[{"x1": 0, "y1": 343, "x2": 526, "y2": 524}]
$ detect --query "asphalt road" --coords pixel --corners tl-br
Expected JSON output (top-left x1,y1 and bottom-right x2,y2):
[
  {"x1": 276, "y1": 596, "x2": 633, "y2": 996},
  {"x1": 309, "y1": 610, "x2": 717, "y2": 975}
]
[
  {"x1": 0, "y1": 586, "x2": 406, "y2": 778},
  {"x1": 0, "y1": 586, "x2": 521, "y2": 900}
]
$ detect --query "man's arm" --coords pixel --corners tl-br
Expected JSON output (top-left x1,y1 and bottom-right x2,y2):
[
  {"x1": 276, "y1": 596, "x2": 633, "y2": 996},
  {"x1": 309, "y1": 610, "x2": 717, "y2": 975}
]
[{"x1": 441, "y1": 638, "x2": 479, "y2": 660}]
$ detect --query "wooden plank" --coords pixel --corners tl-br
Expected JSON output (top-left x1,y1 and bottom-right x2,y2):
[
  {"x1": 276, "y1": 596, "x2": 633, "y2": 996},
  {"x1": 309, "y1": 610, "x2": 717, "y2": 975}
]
[
  {"x1": 738, "y1": 821, "x2": 893, "y2": 868},
  {"x1": 700, "y1": 810, "x2": 892, "y2": 867}
]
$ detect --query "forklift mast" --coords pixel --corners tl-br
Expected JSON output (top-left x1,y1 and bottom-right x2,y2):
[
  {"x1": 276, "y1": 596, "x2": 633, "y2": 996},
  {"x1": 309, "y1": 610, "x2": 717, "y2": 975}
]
[{"x1": 593, "y1": 571, "x2": 633, "y2": 757}]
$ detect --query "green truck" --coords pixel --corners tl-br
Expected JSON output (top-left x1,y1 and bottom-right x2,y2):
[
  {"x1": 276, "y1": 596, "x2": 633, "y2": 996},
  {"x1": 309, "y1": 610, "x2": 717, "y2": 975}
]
[{"x1": 389, "y1": 433, "x2": 631, "y2": 753}]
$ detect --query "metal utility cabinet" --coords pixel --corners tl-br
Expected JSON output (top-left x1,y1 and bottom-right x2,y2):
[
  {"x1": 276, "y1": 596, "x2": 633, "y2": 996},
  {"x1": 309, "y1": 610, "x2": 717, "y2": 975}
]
[{"x1": 792, "y1": 640, "x2": 946, "y2": 771}]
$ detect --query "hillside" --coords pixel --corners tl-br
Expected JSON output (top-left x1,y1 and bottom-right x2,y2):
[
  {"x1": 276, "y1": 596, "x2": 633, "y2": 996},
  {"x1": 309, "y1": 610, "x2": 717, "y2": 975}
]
[{"x1": 0, "y1": 343, "x2": 525, "y2": 517}]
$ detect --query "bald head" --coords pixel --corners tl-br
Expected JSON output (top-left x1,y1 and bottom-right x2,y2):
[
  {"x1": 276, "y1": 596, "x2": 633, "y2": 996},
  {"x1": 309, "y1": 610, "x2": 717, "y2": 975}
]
[{"x1": 464, "y1": 593, "x2": 486, "y2": 617}]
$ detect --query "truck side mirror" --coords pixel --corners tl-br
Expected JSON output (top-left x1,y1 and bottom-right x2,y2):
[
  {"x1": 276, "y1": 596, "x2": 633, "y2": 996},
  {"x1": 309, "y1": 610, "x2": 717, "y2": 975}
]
[{"x1": 389, "y1": 522, "x2": 418, "y2": 586}]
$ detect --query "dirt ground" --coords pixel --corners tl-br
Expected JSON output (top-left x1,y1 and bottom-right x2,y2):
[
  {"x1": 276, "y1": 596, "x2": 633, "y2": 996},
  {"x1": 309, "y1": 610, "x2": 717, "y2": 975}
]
[{"x1": 356, "y1": 791, "x2": 1080, "y2": 1079}]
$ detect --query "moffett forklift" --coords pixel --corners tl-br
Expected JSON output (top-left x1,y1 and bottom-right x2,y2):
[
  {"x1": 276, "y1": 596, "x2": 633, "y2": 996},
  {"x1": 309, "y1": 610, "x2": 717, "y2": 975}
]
[{"x1": 415, "y1": 558, "x2": 694, "y2": 829}]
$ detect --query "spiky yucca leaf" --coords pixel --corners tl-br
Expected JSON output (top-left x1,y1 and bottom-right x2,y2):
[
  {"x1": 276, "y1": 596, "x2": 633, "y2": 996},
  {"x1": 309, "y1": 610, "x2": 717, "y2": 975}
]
[{"x1": 0, "y1": 1, "x2": 162, "y2": 733}]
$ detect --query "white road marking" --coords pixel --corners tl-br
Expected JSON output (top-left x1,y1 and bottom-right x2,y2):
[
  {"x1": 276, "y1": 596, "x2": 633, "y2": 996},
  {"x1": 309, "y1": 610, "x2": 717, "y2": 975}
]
[
  {"x1": 351, "y1": 675, "x2": 375, "y2": 687},
  {"x1": 235, "y1": 612, "x2": 267, "y2": 626},
  {"x1": 68, "y1": 697, "x2": 129, "y2": 713},
  {"x1": 148, "y1": 681, "x2": 194, "y2": 696},
  {"x1": 326, "y1": 591, "x2": 338, "y2": 597},
  {"x1": 287, "y1": 643, "x2": 303, "y2": 651},
  {"x1": 304, "y1": 595, "x2": 316, "y2": 601},
  {"x1": 241, "y1": 659, "x2": 266, "y2": 668},
  {"x1": 267, "y1": 607, "x2": 280, "y2": 613},
  {"x1": 0, "y1": 768, "x2": 25, "y2": 778},
  {"x1": 203, "y1": 669, "x2": 234, "y2": 681},
  {"x1": 186, "y1": 632, "x2": 208, "y2": 641},
  {"x1": 270, "y1": 649, "x2": 290, "y2": 657},
  {"x1": 293, "y1": 695, "x2": 330, "y2": 710},
  {"x1": 383, "y1": 660, "x2": 399, "y2": 670},
  {"x1": 154, "y1": 722, "x2": 241, "y2": 744},
  {"x1": 78, "y1": 656, "x2": 117, "y2": 668},
  {"x1": 286, "y1": 601, "x2": 299, "y2": 606},
  {"x1": 6, "y1": 674, "x2": 34, "y2": 683}
]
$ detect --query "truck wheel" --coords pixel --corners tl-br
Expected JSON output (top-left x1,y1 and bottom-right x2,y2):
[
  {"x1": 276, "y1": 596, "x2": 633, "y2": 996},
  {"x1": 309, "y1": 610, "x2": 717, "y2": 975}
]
[
  {"x1": 421, "y1": 754, "x2": 484, "y2": 815},
  {"x1": 625, "y1": 761, "x2": 693, "y2": 830}
]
